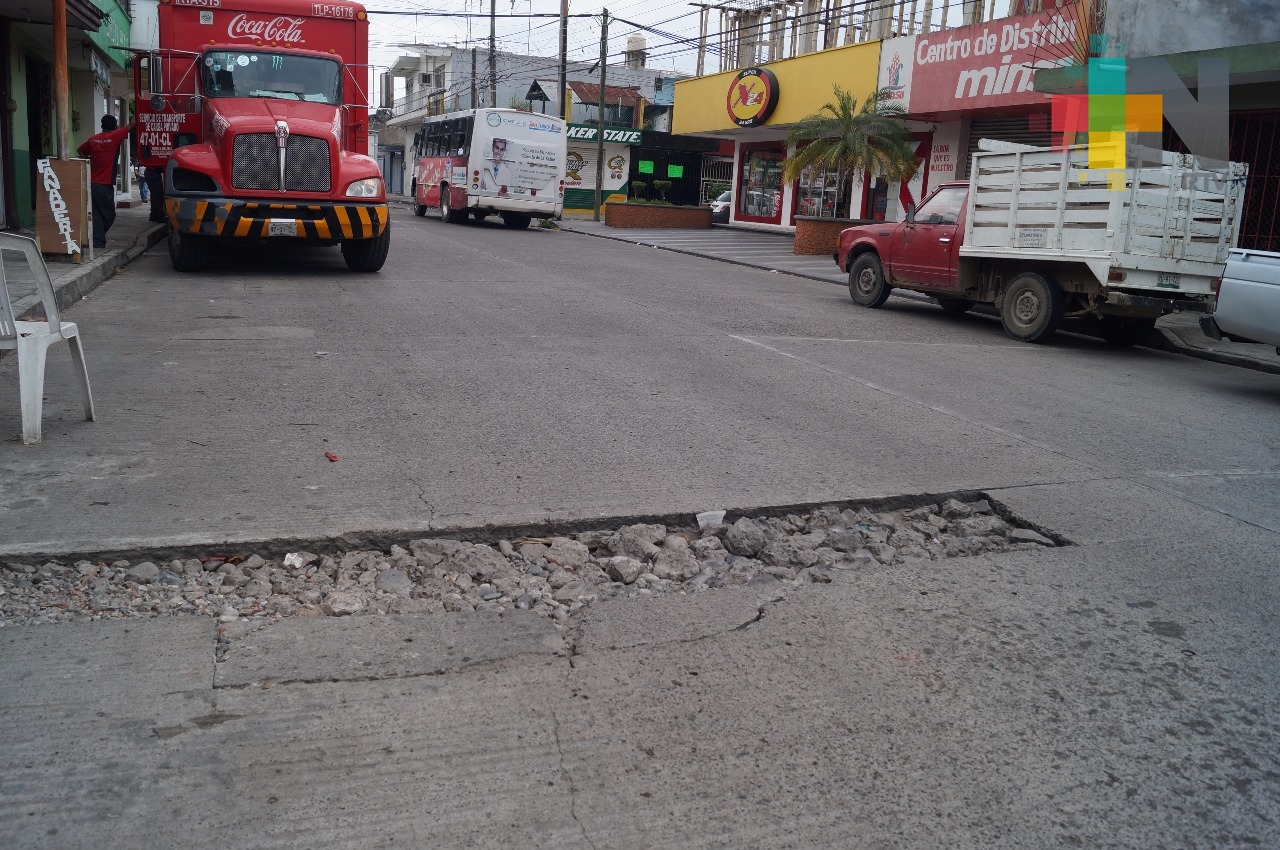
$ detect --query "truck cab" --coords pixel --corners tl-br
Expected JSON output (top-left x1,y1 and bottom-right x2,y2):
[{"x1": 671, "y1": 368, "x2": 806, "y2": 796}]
[
  {"x1": 835, "y1": 182, "x2": 975, "y2": 312},
  {"x1": 134, "y1": 0, "x2": 389, "y2": 273}
]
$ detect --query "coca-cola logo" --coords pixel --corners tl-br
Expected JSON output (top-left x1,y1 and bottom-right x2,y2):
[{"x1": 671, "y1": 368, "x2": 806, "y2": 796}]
[{"x1": 227, "y1": 14, "x2": 305, "y2": 44}]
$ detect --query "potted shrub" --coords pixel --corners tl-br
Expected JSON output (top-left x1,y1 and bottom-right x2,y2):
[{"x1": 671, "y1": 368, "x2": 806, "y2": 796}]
[{"x1": 784, "y1": 86, "x2": 918, "y2": 254}]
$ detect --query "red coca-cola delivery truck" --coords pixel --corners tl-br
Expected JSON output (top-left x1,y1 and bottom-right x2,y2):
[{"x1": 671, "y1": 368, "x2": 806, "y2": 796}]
[{"x1": 133, "y1": 0, "x2": 389, "y2": 272}]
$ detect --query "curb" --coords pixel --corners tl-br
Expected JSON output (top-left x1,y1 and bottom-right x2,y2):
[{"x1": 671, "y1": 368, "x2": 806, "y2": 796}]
[
  {"x1": 560, "y1": 226, "x2": 1280, "y2": 376},
  {"x1": 16, "y1": 223, "x2": 168, "y2": 321},
  {"x1": 1146, "y1": 328, "x2": 1280, "y2": 376},
  {"x1": 561, "y1": 223, "x2": 847, "y2": 288}
]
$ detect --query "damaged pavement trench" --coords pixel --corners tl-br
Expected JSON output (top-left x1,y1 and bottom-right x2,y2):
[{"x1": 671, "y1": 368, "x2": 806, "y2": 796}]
[{"x1": 5, "y1": 529, "x2": 1278, "y2": 850}]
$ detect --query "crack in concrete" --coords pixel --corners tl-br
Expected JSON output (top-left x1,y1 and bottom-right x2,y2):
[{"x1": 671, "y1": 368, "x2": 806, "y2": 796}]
[
  {"x1": 552, "y1": 707, "x2": 599, "y2": 850},
  {"x1": 568, "y1": 594, "x2": 785, "y2": 658},
  {"x1": 211, "y1": 650, "x2": 559, "y2": 690},
  {"x1": 413, "y1": 482, "x2": 437, "y2": 526}
]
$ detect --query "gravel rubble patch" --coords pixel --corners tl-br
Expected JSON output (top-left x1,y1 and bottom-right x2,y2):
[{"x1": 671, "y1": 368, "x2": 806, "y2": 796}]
[{"x1": 0, "y1": 499, "x2": 1060, "y2": 629}]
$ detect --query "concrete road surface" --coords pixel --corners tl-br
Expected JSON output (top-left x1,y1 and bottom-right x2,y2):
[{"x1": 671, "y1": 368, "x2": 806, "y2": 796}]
[{"x1": 1, "y1": 209, "x2": 1278, "y2": 847}]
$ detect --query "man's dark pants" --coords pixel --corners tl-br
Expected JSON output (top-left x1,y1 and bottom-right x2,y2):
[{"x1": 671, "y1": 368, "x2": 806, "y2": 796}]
[
  {"x1": 90, "y1": 183, "x2": 116, "y2": 249},
  {"x1": 144, "y1": 168, "x2": 166, "y2": 222}
]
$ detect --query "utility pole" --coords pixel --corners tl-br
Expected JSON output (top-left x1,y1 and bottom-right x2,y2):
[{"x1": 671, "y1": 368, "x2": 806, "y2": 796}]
[
  {"x1": 593, "y1": 9, "x2": 608, "y2": 221},
  {"x1": 53, "y1": 0, "x2": 70, "y2": 159},
  {"x1": 693, "y1": 3, "x2": 709, "y2": 76},
  {"x1": 557, "y1": 0, "x2": 569, "y2": 120},
  {"x1": 489, "y1": 0, "x2": 497, "y2": 108},
  {"x1": 471, "y1": 48, "x2": 478, "y2": 109}
]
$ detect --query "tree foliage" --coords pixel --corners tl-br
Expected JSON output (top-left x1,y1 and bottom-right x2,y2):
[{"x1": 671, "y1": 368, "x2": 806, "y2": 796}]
[{"x1": 783, "y1": 86, "x2": 919, "y2": 188}]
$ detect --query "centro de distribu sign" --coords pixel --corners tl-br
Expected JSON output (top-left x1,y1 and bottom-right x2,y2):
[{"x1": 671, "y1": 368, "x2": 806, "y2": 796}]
[{"x1": 727, "y1": 67, "x2": 779, "y2": 127}]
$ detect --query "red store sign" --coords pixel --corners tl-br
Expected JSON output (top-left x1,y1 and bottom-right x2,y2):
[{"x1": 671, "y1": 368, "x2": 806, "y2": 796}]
[{"x1": 879, "y1": 8, "x2": 1081, "y2": 116}]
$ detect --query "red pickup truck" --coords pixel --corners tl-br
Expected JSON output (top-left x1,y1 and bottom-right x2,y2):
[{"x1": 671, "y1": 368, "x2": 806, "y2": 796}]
[{"x1": 833, "y1": 142, "x2": 1245, "y2": 345}]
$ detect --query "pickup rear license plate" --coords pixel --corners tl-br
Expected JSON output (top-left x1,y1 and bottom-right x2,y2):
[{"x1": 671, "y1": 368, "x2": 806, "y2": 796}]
[
  {"x1": 267, "y1": 219, "x2": 295, "y2": 237},
  {"x1": 1156, "y1": 272, "x2": 1181, "y2": 289}
]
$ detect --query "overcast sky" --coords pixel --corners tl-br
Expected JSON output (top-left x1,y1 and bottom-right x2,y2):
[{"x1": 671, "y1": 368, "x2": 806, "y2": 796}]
[{"x1": 364, "y1": 0, "x2": 707, "y2": 78}]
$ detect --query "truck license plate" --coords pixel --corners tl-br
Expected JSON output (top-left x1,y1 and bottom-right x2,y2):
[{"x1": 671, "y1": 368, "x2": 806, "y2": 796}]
[
  {"x1": 1156, "y1": 272, "x2": 1181, "y2": 289},
  {"x1": 267, "y1": 219, "x2": 295, "y2": 237}
]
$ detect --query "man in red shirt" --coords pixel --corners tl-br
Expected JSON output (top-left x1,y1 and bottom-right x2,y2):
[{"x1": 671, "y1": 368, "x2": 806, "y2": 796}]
[{"x1": 77, "y1": 115, "x2": 134, "y2": 250}]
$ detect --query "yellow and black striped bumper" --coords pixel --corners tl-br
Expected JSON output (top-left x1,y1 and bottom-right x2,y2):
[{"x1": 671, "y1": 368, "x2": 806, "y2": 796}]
[{"x1": 166, "y1": 198, "x2": 389, "y2": 240}]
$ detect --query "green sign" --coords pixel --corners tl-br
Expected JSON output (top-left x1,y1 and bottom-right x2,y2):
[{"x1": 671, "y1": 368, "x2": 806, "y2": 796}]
[
  {"x1": 87, "y1": 0, "x2": 131, "y2": 70},
  {"x1": 667, "y1": 164, "x2": 684, "y2": 178},
  {"x1": 637, "y1": 160, "x2": 654, "y2": 174},
  {"x1": 566, "y1": 124, "x2": 643, "y2": 145}
]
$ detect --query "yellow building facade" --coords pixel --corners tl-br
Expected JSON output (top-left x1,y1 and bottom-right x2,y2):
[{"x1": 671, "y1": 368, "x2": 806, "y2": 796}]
[{"x1": 673, "y1": 42, "x2": 883, "y2": 229}]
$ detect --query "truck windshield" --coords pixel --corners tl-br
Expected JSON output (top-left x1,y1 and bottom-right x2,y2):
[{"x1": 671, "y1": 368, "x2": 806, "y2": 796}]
[{"x1": 200, "y1": 51, "x2": 341, "y2": 104}]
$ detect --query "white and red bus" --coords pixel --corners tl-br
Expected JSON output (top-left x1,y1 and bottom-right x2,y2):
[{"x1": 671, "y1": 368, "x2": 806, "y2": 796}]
[{"x1": 411, "y1": 108, "x2": 566, "y2": 228}]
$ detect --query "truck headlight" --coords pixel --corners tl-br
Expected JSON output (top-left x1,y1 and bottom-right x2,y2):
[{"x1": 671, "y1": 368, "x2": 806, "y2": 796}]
[{"x1": 345, "y1": 178, "x2": 383, "y2": 198}]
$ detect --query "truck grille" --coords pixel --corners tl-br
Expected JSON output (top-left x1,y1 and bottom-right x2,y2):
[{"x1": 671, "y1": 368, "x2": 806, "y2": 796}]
[{"x1": 231, "y1": 133, "x2": 331, "y2": 193}]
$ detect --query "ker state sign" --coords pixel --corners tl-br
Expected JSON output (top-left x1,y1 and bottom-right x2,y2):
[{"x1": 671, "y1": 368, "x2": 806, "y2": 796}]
[{"x1": 565, "y1": 124, "x2": 642, "y2": 145}]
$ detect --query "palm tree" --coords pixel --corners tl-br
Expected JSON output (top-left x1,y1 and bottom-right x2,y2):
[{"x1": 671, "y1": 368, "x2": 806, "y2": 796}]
[{"x1": 783, "y1": 86, "x2": 919, "y2": 217}]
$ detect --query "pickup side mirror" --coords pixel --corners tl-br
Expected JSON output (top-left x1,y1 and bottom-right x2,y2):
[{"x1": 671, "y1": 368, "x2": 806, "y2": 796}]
[{"x1": 905, "y1": 203, "x2": 916, "y2": 224}]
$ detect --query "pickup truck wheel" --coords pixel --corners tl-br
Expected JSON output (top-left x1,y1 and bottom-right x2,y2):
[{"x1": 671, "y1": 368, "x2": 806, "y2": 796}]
[
  {"x1": 848, "y1": 254, "x2": 891, "y2": 308},
  {"x1": 1000, "y1": 272, "x2": 1063, "y2": 343},
  {"x1": 341, "y1": 222, "x2": 391, "y2": 272},
  {"x1": 168, "y1": 230, "x2": 208, "y2": 273},
  {"x1": 1098, "y1": 316, "x2": 1156, "y2": 348},
  {"x1": 936, "y1": 297, "x2": 974, "y2": 314}
]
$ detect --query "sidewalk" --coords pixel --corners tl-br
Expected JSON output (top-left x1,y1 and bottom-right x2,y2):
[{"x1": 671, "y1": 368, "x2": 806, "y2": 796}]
[
  {"x1": 559, "y1": 219, "x2": 1280, "y2": 374},
  {"x1": 3, "y1": 205, "x2": 167, "y2": 321}
]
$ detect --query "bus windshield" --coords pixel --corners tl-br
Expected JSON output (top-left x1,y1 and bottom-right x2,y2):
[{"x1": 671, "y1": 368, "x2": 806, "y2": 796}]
[{"x1": 201, "y1": 51, "x2": 342, "y2": 104}]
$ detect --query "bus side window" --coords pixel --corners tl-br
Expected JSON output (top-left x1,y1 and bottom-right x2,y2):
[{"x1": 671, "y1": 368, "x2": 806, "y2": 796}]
[
  {"x1": 460, "y1": 116, "x2": 474, "y2": 156},
  {"x1": 427, "y1": 124, "x2": 440, "y2": 157}
]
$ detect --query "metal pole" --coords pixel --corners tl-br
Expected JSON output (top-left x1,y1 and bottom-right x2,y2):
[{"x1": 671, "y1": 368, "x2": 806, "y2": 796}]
[
  {"x1": 471, "y1": 48, "x2": 478, "y2": 109},
  {"x1": 489, "y1": 0, "x2": 497, "y2": 108},
  {"x1": 53, "y1": 0, "x2": 70, "y2": 159},
  {"x1": 593, "y1": 9, "x2": 608, "y2": 221},
  {"x1": 558, "y1": 0, "x2": 569, "y2": 121}
]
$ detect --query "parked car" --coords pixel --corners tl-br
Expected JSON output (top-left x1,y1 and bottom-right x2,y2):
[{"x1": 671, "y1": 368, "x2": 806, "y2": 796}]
[
  {"x1": 1200, "y1": 248, "x2": 1280, "y2": 353},
  {"x1": 710, "y1": 190, "x2": 731, "y2": 223}
]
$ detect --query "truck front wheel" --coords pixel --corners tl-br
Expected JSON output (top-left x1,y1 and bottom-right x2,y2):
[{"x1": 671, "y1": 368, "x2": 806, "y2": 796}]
[
  {"x1": 168, "y1": 230, "x2": 208, "y2": 273},
  {"x1": 342, "y1": 224, "x2": 391, "y2": 273},
  {"x1": 848, "y1": 254, "x2": 891, "y2": 307},
  {"x1": 1000, "y1": 272, "x2": 1063, "y2": 343}
]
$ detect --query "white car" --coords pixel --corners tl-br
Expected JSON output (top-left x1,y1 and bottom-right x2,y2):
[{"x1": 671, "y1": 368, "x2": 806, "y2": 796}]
[
  {"x1": 710, "y1": 190, "x2": 731, "y2": 223},
  {"x1": 1201, "y1": 248, "x2": 1280, "y2": 353}
]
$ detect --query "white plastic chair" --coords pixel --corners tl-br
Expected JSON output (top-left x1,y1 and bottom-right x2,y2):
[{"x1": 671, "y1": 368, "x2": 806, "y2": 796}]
[{"x1": 0, "y1": 233, "x2": 95, "y2": 445}]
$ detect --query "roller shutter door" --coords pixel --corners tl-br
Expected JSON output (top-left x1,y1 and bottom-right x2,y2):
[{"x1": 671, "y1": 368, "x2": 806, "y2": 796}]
[{"x1": 959, "y1": 115, "x2": 1053, "y2": 179}]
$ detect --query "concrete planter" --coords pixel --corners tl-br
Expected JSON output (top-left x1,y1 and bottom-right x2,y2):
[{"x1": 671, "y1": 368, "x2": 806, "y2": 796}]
[
  {"x1": 605, "y1": 203, "x2": 713, "y2": 229},
  {"x1": 793, "y1": 216, "x2": 875, "y2": 255}
]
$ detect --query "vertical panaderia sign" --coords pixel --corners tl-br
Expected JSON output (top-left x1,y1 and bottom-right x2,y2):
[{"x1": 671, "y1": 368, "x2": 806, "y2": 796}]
[{"x1": 35, "y1": 158, "x2": 89, "y2": 263}]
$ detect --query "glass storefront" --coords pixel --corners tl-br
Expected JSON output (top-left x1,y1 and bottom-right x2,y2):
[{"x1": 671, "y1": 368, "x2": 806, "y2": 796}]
[
  {"x1": 737, "y1": 144, "x2": 785, "y2": 223},
  {"x1": 795, "y1": 164, "x2": 850, "y2": 219}
]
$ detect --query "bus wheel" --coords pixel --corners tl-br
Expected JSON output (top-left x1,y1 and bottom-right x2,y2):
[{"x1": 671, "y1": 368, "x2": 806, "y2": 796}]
[
  {"x1": 412, "y1": 182, "x2": 426, "y2": 217},
  {"x1": 471, "y1": 210, "x2": 489, "y2": 222},
  {"x1": 168, "y1": 230, "x2": 208, "y2": 273},
  {"x1": 342, "y1": 223, "x2": 391, "y2": 273},
  {"x1": 441, "y1": 186, "x2": 465, "y2": 224},
  {"x1": 502, "y1": 212, "x2": 532, "y2": 229}
]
